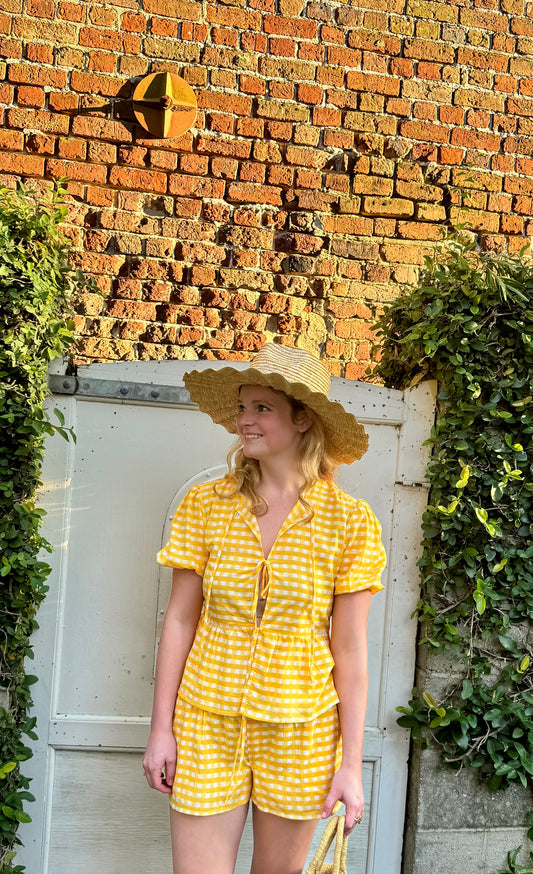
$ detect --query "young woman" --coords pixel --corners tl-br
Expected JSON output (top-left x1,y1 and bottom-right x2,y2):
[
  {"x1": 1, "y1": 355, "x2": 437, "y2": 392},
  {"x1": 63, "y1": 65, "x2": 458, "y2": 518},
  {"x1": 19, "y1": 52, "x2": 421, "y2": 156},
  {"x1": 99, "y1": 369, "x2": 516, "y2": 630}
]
[{"x1": 142, "y1": 343, "x2": 386, "y2": 874}]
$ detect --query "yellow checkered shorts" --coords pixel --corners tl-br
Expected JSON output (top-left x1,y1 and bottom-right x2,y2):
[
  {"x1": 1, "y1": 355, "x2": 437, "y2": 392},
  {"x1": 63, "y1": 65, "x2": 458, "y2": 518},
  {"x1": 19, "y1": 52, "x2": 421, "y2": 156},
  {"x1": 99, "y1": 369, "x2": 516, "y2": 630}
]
[{"x1": 170, "y1": 698, "x2": 341, "y2": 819}]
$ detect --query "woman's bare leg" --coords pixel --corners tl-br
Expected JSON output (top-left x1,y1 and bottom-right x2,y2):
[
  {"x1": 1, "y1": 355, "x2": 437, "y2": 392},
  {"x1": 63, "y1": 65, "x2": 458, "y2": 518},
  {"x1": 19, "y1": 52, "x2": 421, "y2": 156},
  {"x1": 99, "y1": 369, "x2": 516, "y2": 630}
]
[
  {"x1": 250, "y1": 805, "x2": 319, "y2": 874},
  {"x1": 170, "y1": 804, "x2": 248, "y2": 874}
]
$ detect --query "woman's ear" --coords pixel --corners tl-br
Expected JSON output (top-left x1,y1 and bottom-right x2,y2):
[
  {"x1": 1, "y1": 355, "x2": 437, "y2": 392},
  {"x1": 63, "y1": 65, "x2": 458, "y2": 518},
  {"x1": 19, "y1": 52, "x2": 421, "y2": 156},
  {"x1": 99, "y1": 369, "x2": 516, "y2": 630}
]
[{"x1": 294, "y1": 410, "x2": 313, "y2": 433}]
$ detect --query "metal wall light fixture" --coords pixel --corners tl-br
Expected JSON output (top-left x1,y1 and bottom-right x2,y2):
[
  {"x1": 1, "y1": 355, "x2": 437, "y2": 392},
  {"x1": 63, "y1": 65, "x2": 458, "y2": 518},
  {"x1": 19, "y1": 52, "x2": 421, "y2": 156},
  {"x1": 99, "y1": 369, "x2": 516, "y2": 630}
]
[{"x1": 132, "y1": 72, "x2": 198, "y2": 138}]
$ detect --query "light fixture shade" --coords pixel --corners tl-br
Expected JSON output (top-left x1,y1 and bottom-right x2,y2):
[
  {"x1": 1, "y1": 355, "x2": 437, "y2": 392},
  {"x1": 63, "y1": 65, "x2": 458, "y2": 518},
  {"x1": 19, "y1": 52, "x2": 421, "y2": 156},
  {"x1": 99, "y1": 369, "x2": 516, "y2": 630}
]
[{"x1": 133, "y1": 72, "x2": 197, "y2": 139}]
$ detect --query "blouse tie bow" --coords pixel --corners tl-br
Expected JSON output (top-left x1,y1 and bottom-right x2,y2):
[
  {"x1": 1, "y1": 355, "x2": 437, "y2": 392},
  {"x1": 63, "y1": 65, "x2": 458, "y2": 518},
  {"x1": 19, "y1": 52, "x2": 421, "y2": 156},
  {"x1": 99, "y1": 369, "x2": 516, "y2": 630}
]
[{"x1": 258, "y1": 558, "x2": 271, "y2": 600}]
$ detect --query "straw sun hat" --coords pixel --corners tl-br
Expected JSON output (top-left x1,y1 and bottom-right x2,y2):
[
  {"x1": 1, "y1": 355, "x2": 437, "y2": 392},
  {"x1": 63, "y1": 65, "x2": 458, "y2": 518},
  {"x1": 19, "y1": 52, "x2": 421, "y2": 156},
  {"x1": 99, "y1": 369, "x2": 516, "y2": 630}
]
[{"x1": 183, "y1": 343, "x2": 368, "y2": 465}]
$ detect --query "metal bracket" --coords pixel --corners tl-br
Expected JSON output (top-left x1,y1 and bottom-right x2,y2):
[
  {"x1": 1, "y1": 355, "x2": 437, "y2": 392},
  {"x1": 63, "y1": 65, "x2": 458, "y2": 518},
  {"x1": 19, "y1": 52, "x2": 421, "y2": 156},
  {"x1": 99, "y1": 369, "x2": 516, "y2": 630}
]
[{"x1": 48, "y1": 374, "x2": 194, "y2": 407}]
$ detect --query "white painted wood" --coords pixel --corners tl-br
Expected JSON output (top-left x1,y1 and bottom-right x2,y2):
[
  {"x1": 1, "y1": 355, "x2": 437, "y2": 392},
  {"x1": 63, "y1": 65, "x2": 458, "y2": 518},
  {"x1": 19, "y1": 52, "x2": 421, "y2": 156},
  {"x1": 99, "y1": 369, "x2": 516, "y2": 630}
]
[{"x1": 17, "y1": 361, "x2": 434, "y2": 874}]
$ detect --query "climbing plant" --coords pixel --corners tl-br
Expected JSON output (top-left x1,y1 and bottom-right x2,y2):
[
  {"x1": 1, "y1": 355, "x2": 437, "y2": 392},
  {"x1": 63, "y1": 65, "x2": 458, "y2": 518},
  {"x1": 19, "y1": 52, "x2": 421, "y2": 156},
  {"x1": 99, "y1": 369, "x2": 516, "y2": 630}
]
[
  {"x1": 0, "y1": 183, "x2": 89, "y2": 872},
  {"x1": 372, "y1": 231, "x2": 533, "y2": 871}
]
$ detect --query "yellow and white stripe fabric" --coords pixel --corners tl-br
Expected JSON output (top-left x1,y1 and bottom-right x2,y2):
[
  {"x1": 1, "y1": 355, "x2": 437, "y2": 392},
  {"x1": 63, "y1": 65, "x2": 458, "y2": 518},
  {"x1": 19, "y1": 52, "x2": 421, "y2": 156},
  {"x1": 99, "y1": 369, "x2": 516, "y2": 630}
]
[
  {"x1": 170, "y1": 698, "x2": 341, "y2": 819},
  {"x1": 157, "y1": 475, "x2": 386, "y2": 724}
]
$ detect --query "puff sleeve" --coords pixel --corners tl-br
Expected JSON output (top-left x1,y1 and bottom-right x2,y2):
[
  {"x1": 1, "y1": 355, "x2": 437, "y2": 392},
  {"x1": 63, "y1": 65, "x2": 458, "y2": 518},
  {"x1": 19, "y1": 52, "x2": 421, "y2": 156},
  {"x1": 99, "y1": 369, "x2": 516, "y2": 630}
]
[
  {"x1": 334, "y1": 500, "x2": 386, "y2": 595},
  {"x1": 156, "y1": 484, "x2": 209, "y2": 577}
]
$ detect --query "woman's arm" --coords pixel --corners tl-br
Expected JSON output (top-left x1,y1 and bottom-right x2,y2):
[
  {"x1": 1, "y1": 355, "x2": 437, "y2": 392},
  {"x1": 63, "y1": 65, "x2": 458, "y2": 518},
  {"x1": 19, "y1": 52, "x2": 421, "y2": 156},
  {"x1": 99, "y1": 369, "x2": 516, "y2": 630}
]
[
  {"x1": 142, "y1": 568, "x2": 204, "y2": 793},
  {"x1": 321, "y1": 589, "x2": 372, "y2": 833}
]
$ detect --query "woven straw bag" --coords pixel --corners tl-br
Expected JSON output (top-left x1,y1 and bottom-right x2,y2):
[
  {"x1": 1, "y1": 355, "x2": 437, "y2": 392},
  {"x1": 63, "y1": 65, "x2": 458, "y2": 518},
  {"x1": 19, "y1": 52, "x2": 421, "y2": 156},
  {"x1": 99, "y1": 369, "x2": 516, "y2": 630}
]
[{"x1": 306, "y1": 816, "x2": 348, "y2": 874}]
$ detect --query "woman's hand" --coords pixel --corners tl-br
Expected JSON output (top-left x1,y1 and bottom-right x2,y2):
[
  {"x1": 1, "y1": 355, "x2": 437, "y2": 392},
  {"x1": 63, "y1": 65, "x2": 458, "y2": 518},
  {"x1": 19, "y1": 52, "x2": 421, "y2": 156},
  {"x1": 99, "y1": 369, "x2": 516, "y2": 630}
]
[
  {"x1": 142, "y1": 729, "x2": 177, "y2": 794},
  {"x1": 321, "y1": 764, "x2": 364, "y2": 835}
]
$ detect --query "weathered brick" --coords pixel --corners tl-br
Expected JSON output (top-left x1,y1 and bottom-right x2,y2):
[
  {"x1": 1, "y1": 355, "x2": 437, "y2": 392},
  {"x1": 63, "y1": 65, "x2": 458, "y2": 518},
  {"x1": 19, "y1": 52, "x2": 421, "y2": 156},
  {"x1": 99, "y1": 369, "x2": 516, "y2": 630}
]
[
  {"x1": 460, "y1": 7, "x2": 508, "y2": 32},
  {"x1": 88, "y1": 50, "x2": 117, "y2": 74},
  {"x1": 457, "y1": 47, "x2": 509, "y2": 73},
  {"x1": 327, "y1": 46, "x2": 362, "y2": 67},
  {"x1": 362, "y1": 197, "x2": 415, "y2": 218},
  {"x1": 516, "y1": 156, "x2": 533, "y2": 176},
  {"x1": 7, "y1": 107, "x2": 70, "y2": 134},
  {"x1": 292, "y1": 167, "x2": 319, "y2": 189},
  {"x1": 143, "y1": 0, "x2": 203, "y2": 19},
  {"x1": 322, "y1": 131, "x2": 355, "y2": 152},
  {"x1": 57, "y1": 137, "x2": 88, "y2": 161},
  {"x1": 209, "y1": 156, "x2": 237, "y2": 179},
  {"x1": 331, "y1": 239, "x2": 380, "y2": 260},
  {"x1": 239, "y1": 162, "x2": 266, "y2": 184},
  {"x1": 234, "y1": 118, "x2": 263, "y2": 139},
  {"x1": 205, "y1": 112, "x2": 233, "y2": 134},
  {"x1": 240, "y1": 74, "x2": 266, "y2": 95},
  {"x1": 403, "y1": 79, "x2": 454, "y2": 103},
  {"x1": 347, "y1": 28, "x2": 402, "y2": 55},
  {"x1": 8, "y1": 64, "x2": 67, "y2": 89},
  {"x1": 406, "y1": 0, "x2": 458, "y2": 22},
  {"x1": 16, "y1": 84, "x2": 43, "y2": 108},
  {"x1": 395, "y1": 180, "x2": 443, "y2": 201},
  {"x1": 501, "y1": 214, "x2": 524, "y2": 233},
  {"x1": 71, "y1": 116, "x2": 133, "y2": 143},
  {"x1": 507, "y1": 95, "x2": 533, "y2": 118},
  {"x1": 58, "y1": 0, "x2": 85, "y2": 21},
  {"x1": 450, "y1": 128, "x2": 501, "y2": 152},
  {"x1": 270, "y1": 81, "x2": 294, "y2": 101},
  {"x1": 199, "y1": 91, "x2": 252, "y2": 117},
  {"x1": 120, "y1": 11, "x2": 146, "y2": 32},
  {"x1": 258, "y1": 57, "x2": 316, "y2": 83},
  {"x1": 0, "y1": 128, "x2": 23, "y2": 151},
  {"x1": 381, "y1": 242, "x2": 431, "y2": 263},
  {"x1": 268, "y1": 36, "x2": 296, "y2": 57},
  {"x1": 351, "y1": 176, "x2": 393, "y2": 197},
  {"x1": 386, "y1": 97, "x2": 411, "y2": 117},
  {"x1": 312, "y1": 106, "x2": 342, "y2": 127},
  {"x1": 144, "y1": 35, "x2": 200, "y2": 62},
  {"x1": 396, "y1": 122, "x2": 448, "y2": 149},
  {"x1": 71, "y1": 70, "x2": 127, "y2": 97},
  {"x1": 211, "y1": 28, "x2": 239, "y2": 50},
  {"x1": 346, "y1": 71, "x2": 400, "y2": 97},
  {"x1": 226, "y1": 182, "x2": 283, "y2": 206},
  {"x1": 293, "y1": 124, "x2": 319, "y2": 146},
  {"x1": 452, "y1": 167, "x2": 502, "y2": 192},
  {"x1": 28, "y1": 0, "x2": 54, "y2": 17},
  {"x1": 322, "y1": 215, "x2": 374, "y2": 235},
  {"x1": 404, "y1": 38, "x2": 455, "y2": 63},
  {"x1": 0, "y1": 151, "x2": 45, "y2": 176},
  {"x1": 196, "y1": 134, "x2": 251, "y2": 159},
  {"x1": 263, "y1": 14, "x2": 317, "y2": 37},
  {"x1": 321, "y1": 24, "x2": 345, "y2": 44},
  {"x1": 13, "y1": 16, "x2": 77, "y2": 43},
  {"x1": 449, "y1": 206, "x2": 500, "y2": 232},
  {"x1": 316, "y1": 66, "x2": 344, "y2": 87},
  {"x1": 109, "y1": 166, "x2": 167, "y2": 193},
  {"x1": 285, "y1": 145, "x2": 328, "y2": 169},
  {"x1": 335, "y1": 318, "x2": 374, "y2": 340}
]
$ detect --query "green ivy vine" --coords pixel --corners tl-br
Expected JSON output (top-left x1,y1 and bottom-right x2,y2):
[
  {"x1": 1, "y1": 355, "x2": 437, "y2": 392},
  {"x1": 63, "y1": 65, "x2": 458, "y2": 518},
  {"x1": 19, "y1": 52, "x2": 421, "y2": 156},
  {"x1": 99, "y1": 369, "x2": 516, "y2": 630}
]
[
  {"x1": 372, "y1": 231, "x2": 533, "y2": 872},
  {"x1": 0, "y1": 183, "x2": 90, "y2": 872}
]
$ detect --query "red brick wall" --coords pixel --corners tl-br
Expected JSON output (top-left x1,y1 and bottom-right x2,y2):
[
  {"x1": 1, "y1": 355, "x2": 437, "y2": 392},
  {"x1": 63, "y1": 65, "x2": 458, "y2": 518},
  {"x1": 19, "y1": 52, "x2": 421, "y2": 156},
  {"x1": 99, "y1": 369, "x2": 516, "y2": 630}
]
[{"x1": 1, "y1": 0, "x2": 532, "y2": 375}]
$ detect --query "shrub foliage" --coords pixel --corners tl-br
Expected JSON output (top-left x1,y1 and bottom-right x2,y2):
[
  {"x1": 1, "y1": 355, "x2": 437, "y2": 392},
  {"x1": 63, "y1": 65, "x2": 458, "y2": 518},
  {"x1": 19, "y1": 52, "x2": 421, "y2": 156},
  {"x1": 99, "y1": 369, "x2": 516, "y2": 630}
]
[
  {"x1": 372, "y1": 232, "x2": 533, "y2": 868},
  {"x1": 0, "y1": 184, "x2": 88, "y2": 872}
]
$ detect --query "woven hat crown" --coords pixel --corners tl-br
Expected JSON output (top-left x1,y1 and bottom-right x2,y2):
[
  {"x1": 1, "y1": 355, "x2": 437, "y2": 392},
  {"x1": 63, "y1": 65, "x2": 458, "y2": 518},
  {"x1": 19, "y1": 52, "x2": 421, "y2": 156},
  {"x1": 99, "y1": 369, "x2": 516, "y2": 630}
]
[{"x1": 250, "y1": 343, "x2": 331, "y2": 396}]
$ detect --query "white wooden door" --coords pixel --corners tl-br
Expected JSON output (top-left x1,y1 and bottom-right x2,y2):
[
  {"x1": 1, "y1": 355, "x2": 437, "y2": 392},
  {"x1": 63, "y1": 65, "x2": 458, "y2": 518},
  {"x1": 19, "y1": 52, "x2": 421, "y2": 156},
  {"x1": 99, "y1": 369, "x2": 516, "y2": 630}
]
[{"x1": 17, "y1": 360, "x2": 434, "y2": 874}]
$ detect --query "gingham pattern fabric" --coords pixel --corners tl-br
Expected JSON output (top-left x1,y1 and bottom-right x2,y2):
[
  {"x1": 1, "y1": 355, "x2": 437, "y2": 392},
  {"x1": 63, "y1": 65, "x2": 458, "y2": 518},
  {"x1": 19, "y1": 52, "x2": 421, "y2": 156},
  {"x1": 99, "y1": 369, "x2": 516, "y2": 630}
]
[
  {"x1": 170, "y1": 698, "x2": 341, "y2": 819},
  {"x1": 157, "y1": 476, "x2": 386, "y2": 723}
]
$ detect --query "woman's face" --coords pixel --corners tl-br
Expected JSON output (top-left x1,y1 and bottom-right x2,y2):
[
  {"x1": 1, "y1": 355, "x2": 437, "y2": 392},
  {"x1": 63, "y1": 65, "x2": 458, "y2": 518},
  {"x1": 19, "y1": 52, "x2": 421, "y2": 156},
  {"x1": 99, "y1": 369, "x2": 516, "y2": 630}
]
[{"x1": 236, "y1": 384, "x2": 310, "y2": 463}]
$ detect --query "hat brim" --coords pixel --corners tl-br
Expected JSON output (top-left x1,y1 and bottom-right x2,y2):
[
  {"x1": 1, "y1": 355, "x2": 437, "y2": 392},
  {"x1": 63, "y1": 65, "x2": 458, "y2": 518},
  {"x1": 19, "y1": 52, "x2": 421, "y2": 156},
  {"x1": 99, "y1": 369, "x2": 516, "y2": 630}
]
[{"x1": 183, "y1": 366, "x2": 368, "y2": 465}]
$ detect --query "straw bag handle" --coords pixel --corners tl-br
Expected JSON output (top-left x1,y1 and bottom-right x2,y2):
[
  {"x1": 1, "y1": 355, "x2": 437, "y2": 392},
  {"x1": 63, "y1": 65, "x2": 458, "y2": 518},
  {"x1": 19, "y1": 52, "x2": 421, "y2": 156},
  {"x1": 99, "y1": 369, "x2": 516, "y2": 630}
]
[{"x1": 306, "y1": 815, "x2": 348, "y2": 874}]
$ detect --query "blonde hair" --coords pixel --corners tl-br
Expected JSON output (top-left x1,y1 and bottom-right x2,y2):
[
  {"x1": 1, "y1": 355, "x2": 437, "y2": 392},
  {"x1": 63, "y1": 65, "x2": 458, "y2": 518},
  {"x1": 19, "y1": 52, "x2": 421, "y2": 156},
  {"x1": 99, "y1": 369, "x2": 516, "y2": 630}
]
[{"x1": 218, "y1": 395, "x2": 337, "y2": 517}]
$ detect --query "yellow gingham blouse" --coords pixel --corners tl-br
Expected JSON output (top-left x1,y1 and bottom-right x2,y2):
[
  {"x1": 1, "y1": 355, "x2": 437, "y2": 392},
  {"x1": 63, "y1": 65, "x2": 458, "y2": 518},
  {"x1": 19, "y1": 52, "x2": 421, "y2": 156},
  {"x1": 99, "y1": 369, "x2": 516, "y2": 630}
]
[{"x1": 157, "y1": 476, "x2": 386, "y2": 724}]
